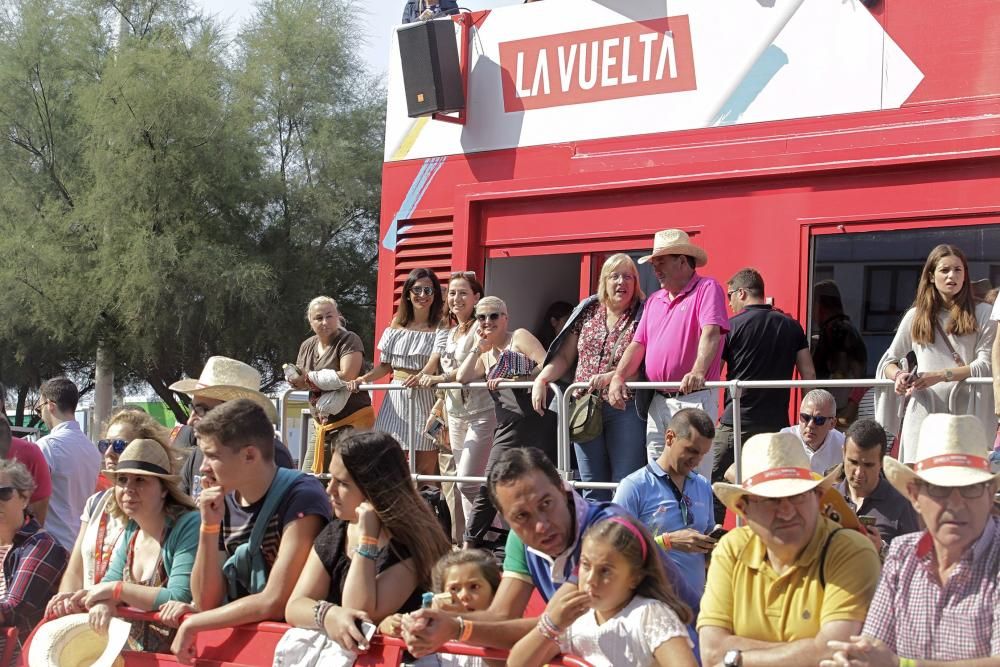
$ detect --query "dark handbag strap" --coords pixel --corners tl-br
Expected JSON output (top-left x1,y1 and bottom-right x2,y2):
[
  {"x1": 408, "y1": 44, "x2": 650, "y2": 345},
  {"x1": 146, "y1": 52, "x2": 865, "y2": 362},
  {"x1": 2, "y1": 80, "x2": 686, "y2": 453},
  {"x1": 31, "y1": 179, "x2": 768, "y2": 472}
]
[
  {"x1": 819, "y1": 527, "x2": 844, "y2": 588},
  {"x1": 933, "y1": 320, "x2": 965, "y2": 366}
]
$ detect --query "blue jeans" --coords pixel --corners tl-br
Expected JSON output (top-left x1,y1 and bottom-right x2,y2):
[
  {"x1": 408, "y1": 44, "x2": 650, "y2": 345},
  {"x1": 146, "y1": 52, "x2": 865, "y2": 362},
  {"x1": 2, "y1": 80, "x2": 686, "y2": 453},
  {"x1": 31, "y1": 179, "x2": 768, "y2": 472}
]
[{"x1": 574, "y1": 399, "x2": 648, "y2": 502}]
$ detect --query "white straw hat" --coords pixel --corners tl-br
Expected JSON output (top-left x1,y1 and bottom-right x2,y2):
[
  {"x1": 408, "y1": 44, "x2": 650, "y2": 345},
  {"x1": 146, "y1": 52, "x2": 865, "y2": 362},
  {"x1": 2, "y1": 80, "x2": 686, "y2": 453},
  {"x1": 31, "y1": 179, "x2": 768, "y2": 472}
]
[
  {"x1": 169, "y1": 356, "x2": 277, "y2": 422},
  {"x1": 713, "y1": 432, "x2": 839, "y2": 515},
  {"x1": 27, "y1": 614, "x2": 130, "y2": 667},
  {"x1": 884, "y1": 413, "x2": 998, "y2": 493},
  {"x1": 637, "y1": 229, "x2": 708, "y2": 267}
]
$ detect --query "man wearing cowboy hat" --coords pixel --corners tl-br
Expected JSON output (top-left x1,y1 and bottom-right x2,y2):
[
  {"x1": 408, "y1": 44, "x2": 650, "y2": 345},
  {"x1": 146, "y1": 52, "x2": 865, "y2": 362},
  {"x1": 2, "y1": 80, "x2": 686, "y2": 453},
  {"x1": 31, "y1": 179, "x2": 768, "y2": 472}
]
[
  {"x1": 609, "y1": 229, "x2": 729, "y2": 480},
  {"x1": 170, "y1": 356, "x2": 295, "y2": 499},
  {"x1": 823, "y1": 414, "x2": 1000, "y2": 666},
  {"x1": 699, "y1": 432, "x2": 880, "y2": 667}
]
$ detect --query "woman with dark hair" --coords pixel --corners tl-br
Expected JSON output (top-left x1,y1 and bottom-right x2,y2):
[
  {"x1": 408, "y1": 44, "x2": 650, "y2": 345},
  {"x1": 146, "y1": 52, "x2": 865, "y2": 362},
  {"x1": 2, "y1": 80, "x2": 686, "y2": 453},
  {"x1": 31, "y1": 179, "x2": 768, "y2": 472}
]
[
  {"x1": 285, "y1": 431, "x2": 452, "y2": 652},
  {"x1": 347, "y1": 268, "x2": 446, "y2": 476},
  {"x1": 535, "y1": 301, "x2": 573, "y2": 350},
  {"x1": 421, "y1": 272, "x2": 497, "y2": 538},
  {"x1": 877, "y1": 244, "x2": 996, "y2": 461}
]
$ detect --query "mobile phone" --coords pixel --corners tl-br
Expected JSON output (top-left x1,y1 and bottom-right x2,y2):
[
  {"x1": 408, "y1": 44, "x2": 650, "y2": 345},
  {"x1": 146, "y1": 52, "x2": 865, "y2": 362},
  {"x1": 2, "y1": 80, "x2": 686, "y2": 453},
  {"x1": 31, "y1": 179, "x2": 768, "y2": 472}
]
[
  {"x1": 859, "y1": 516, "x2": 877, "y2": 528},
  {"x1": 356, "y1": 619, "x2": 376, "y2": 644},
  {"x1": 708, "y1": 526, "x2": 728, "y2": 541},
  {"x1": 425, "y1": 416, "x2": 445, "y2": 438}
]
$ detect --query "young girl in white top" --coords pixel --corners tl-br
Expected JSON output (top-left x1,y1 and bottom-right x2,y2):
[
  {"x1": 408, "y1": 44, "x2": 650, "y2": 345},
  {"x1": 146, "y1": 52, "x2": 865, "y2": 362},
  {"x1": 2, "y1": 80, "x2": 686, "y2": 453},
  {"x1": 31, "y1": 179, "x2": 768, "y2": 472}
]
[{"x1": 509, "y1": 516, "x2": 697, "y2": 667}]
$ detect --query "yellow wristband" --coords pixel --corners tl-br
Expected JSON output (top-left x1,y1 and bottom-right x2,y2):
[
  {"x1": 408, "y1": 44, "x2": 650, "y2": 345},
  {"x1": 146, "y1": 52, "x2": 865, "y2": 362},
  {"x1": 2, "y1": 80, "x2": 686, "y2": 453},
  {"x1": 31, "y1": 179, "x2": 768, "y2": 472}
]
[
  {"x1": 899, "y1": 659, "x2": 917, "y2": 667},
  {"x1": 655, "y1": 533, "x2": 671, "y2": 550}
]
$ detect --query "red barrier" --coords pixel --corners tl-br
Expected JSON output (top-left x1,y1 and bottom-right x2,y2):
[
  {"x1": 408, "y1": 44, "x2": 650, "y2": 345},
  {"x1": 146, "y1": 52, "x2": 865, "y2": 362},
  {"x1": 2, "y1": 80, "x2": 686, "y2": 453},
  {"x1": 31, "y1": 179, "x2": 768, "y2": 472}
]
[{"x1": 24, "y1": 609, "x2": 594, "y2": 667}]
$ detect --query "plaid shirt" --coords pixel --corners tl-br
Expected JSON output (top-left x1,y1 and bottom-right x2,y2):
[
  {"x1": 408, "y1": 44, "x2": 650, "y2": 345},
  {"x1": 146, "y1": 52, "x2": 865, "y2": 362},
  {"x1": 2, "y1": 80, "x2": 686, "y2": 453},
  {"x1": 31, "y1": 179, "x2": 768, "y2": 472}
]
[
  {"x1": 0, "y1": 518, "x2": 68, "y2": 646},
  {"x1": 862, "y1": 516, "x2": 1000, "y2": 660}
]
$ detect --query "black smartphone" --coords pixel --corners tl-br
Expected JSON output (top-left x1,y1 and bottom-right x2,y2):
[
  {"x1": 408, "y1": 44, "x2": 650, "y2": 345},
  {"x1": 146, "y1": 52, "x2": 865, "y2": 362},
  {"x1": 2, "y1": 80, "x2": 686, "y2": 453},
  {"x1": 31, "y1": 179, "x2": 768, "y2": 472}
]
[
  {"x1": 708, "y1": 526, "x2": 728, "y2": 541},
  {"x1": 904, "y1": 350, "x2": 919, "y2": 378}
]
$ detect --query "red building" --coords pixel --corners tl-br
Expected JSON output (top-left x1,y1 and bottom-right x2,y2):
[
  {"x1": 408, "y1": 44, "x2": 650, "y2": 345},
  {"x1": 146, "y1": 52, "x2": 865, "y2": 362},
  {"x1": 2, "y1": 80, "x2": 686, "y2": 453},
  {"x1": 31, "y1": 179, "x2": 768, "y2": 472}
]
[{"x1": 378, "y1": 0, "x2": 1000, "y2": 373}]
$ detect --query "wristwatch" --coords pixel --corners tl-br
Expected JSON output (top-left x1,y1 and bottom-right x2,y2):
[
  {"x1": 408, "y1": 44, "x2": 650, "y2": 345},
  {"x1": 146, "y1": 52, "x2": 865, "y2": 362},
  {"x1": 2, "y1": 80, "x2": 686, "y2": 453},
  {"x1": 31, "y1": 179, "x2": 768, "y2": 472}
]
[
  {"x1": 723, "y1": 649, "x2": 743, "y2": 666},
  {"x1": 944, "y1": 368, "x2": 954, "y2": 382}
]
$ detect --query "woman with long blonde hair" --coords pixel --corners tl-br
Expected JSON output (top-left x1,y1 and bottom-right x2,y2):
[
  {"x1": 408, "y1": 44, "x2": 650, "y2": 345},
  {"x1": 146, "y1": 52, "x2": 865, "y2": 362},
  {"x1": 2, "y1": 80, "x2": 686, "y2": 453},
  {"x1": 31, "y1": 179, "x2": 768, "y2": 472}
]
[{"x1": 877, "y1": 244, "x2": 996, "y2": 461}]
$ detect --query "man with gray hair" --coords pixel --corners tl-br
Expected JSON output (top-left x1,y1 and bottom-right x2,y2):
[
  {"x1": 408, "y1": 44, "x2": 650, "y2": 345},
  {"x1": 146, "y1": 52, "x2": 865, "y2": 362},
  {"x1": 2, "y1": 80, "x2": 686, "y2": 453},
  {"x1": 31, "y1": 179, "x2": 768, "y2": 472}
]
[{"x1": 781, "y1": 389, "x2": 845, "y2": 475}]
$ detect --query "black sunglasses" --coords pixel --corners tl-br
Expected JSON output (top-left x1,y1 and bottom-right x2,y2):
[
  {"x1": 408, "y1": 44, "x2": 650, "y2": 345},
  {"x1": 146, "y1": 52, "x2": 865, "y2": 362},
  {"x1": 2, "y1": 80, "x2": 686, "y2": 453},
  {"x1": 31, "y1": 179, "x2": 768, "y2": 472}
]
[
  {"x1": 476, "y1": 312, "x2": 504, "y2": 322},
  {"x1": 0, "y1": 487, "x2": 17, "y2": 502},
  {"x1": 800, "y1": 413, "x2": 832, "y2": 426},
  {"x1": 410, "y1": 286, "x2": 435, "y2": 297},
  {"x1": 98, "y1": 439, "x2": 129, "y2": 455}
]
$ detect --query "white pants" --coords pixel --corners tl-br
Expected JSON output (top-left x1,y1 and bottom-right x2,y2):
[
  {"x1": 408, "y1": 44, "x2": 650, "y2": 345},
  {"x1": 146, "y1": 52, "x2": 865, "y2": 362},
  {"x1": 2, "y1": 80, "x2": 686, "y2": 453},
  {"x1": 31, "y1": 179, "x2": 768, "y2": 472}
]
[
  {"x1": 447, "y1": 411, "x2": 496, "y2": 525},
  {"x1": 646, "y1": 390, "x2": 719, "y2": 480}
]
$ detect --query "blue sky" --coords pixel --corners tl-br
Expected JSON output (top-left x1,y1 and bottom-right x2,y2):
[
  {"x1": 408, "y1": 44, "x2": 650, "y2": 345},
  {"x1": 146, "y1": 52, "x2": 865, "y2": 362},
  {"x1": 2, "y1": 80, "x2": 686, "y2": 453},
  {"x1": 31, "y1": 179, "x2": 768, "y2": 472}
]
[{"x1": 197, "y1": 0, "x2": 514, "y2": 76}]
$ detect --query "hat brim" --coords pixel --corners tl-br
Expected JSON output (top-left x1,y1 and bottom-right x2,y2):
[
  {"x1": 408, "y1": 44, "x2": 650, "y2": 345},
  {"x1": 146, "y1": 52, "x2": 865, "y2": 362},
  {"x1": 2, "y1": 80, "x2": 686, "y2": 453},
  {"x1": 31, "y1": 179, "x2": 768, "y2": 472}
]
[
  {"x1": 713, "y1": 468, "x2": 840, "y2": 516},
  {"x1": 883, "y1": 456, "x2": 1000, "y2": 497},
  {"x1": 169, "y1": 382, "x2": 277, "y2": 422},
  {"x1": 28, "y1": 614, "x2": 131, "y2": 667},
  {"x1": 637, "y1": 244, "x2": 708, "y2": 267}
]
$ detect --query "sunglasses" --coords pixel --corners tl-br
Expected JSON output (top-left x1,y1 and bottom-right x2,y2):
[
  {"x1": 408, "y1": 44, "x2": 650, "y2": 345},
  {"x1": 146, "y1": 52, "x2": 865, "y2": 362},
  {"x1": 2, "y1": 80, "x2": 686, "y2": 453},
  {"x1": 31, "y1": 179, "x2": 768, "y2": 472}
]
[
  {"x1": 800, "y1": 413, "x2": 832, "y2": 426},
  {"x1": 98, "y1": 439, "x2": 129, "y2": 455},
  {"x1": 410, "y1": 286, "x2": 435, "y2": 297},
  {"x1": 919, "y1": 481, "x2": 991, "y2": 500},
  {"x1": 476, "y1": 312, "x2": 504, "y2": 322},
  {"x1": 0, "y1": 487, "x2": 17, "y2": 502}
]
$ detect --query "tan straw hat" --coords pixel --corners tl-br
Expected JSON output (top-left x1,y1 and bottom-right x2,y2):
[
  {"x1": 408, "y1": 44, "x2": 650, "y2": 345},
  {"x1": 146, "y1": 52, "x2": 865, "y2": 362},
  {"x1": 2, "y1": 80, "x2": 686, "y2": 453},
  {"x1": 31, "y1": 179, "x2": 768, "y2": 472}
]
[
  {"x1": 713, "y1": 432, "x2": 839, "y2": 515},
  {"x1": 169, "y1": 356, "x2": 277, "y2": 421},
  {"x1": 102, "y1": 439, "x2": 181, "y2": 482},
  {"x1": 637, "y1": 229, "x2": 708, "y2": 267},
  {"x1": 27, "y1": 613, "x2": 130, "y2": 667},
  {"x1": 884, "y1": 413, "x2": 998, "y2": 493}
]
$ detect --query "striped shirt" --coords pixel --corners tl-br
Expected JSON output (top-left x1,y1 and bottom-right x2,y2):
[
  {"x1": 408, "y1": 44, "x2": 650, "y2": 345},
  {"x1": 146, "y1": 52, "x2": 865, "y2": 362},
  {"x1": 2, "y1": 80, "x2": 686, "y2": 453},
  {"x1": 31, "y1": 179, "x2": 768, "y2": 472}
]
[{"x1": 862, "y1": 516, "x2": 1000, "y2": 660}]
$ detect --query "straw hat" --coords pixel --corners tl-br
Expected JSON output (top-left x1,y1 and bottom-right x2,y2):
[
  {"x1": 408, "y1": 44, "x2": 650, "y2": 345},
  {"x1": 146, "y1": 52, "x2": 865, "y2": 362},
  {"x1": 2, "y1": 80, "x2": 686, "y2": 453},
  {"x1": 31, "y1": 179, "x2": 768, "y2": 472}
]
[
  {"x1": 27, "y1": 614, "x2": 130, "y2": 667},
  {"x1": 169, "y1": 356, "x2": 277, "y2": 421},
  {"x1": 637, "y1": 229, "x2": 708, "y2": 267},
  {"x1": 884, "y1": 413, "x2": 998, "y2": 493},
  {"x1": 713, "y1": 432, "x2": 839, "y2": 515},
  {"x1": 102, "y1": 439, "x2": 181, "y2": 483}
]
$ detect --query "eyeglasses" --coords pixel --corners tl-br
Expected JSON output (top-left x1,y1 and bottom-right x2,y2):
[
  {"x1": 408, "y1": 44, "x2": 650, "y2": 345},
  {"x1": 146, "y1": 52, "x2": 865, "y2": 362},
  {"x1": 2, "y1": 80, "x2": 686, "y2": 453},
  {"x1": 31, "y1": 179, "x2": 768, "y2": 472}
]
[
  {"x1": 98, "y1": 439, "x2": 129, "y2": 455},
  {"x1": 476, "y1": 312, "x2": 504, "y2": 322},
  {"x1": 800, "y1": 413, "x2": 832, "y2": 426},
  {"x1": 0, "y1": 487, "x2": 17, "y2": 502},
  {"x1": 919, "y1": 481, "x2": 991, "y2": 500},
  {"x1": 608, "y1": 273, "x2": 635, "y2": 282},
  {"x1": 410, "y1": 286, "x2": 435, "y2": 297},
  {"x1": 745, "y1": 490, "x2": 815, "y2": 510},
  {"x1": 727, "y1": 289, "x2": 738, "y2": 299},
  {"x1": 32, "y1": 400, "x2": 51, "y2": 416}
]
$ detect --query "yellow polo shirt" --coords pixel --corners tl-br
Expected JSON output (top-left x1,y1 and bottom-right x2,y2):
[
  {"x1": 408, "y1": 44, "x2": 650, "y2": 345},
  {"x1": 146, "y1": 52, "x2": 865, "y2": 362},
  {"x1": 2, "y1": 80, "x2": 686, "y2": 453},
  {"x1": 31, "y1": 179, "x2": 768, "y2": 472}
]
[{"x1": 698, "y1": 517, "x2": 880, "y2": 641}]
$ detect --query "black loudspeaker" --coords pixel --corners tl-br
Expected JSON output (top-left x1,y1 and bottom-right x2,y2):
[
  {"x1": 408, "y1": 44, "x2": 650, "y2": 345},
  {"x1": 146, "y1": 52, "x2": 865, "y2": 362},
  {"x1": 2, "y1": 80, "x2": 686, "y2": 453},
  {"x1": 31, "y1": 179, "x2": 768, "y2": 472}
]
[{"x1": 398, "y1": 18, "x2": 465, "y2": 118}]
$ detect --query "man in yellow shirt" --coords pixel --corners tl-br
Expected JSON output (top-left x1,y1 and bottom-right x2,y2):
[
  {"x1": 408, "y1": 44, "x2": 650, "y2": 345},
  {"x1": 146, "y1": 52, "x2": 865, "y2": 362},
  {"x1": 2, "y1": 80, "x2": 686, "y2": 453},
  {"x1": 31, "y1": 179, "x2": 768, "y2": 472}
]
[{"x1": 699, "y1": 432, "x2": 880, "y2": 667}]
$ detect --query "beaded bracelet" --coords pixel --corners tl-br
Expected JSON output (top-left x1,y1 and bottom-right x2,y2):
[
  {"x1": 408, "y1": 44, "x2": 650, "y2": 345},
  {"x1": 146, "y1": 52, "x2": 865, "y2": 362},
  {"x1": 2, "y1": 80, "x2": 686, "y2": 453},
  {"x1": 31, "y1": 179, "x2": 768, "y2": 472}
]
[
  {"x1": 313, "y1": 600, "x2": 335, "y2": 633},
  {"x1": 536, "y1": 617, "x2": 560, "y2": 643},
  {"x1": 353, "y1": 544, "x2": 382, "y2": 561}
]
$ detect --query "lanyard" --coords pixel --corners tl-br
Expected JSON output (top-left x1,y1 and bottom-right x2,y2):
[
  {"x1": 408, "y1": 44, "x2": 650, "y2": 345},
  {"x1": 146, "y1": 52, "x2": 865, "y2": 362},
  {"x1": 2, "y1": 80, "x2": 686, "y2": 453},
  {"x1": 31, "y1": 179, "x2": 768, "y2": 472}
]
[{"x1": 646, "y1": 463, "x2": 693, "y2": 527}]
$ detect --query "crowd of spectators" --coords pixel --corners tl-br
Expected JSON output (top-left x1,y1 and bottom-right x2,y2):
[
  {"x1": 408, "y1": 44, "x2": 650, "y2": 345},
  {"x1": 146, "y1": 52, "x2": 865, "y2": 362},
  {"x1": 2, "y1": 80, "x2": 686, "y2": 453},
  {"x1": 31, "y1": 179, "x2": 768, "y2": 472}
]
[{"x1": 0, "y1": 229, "x2": 998, "y2": 667}]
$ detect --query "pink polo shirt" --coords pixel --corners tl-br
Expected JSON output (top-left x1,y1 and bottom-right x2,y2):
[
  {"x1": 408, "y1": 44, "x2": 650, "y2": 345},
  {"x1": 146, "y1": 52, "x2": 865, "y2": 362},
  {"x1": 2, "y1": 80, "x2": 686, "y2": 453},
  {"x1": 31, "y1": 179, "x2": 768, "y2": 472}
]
[{"x1": 633, "y1": 273, "x2": 729, "y2": 383}]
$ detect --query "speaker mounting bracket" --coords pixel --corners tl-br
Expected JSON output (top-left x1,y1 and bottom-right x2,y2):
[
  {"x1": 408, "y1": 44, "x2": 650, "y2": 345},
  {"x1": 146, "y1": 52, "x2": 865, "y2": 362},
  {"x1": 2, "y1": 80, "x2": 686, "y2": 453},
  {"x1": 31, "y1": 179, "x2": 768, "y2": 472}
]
[{"x1": 432, "y1": 12, "x2": 473, "y2": 126}]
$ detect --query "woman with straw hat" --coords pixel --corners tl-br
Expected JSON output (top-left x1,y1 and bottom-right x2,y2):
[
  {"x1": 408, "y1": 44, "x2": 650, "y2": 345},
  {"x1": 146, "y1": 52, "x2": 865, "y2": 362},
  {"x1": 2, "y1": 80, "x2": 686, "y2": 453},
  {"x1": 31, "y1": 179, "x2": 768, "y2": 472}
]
[
  {"x1": 0, "y1": 458, "x2": 67, "y2": 660},
  {"x1": 46, "y1": 439, "x2": 199, "y2": 653},
  {"x1": 46, "y1": 409, "x2": 172, "y2": 621}
]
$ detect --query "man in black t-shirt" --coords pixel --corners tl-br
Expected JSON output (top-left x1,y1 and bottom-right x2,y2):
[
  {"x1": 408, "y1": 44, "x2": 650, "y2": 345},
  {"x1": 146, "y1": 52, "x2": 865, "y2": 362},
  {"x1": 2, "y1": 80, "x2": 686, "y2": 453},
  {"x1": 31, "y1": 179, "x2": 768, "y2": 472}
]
[
  {"x1": 170, "y1": 399, "x2": 331, "y2": 664},
  {"x1": 712, "y1": 268, "x2": 816, "y2": 522}
]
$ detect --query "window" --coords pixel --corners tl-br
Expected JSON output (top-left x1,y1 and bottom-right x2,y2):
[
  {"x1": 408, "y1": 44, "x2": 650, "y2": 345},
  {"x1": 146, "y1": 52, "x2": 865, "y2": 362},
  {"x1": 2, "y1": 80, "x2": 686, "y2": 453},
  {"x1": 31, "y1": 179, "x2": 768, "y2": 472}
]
[{"x1": 863, "y1": 265, "x2": 922, "y2": 333}]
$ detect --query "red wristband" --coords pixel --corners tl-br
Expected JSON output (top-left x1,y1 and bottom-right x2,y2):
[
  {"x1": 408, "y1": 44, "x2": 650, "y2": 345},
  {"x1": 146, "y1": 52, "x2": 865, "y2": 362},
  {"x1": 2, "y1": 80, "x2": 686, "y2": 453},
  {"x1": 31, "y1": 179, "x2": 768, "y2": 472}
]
[{"x1": 112, "y1": 581, "x2": 124, "y2": 602}]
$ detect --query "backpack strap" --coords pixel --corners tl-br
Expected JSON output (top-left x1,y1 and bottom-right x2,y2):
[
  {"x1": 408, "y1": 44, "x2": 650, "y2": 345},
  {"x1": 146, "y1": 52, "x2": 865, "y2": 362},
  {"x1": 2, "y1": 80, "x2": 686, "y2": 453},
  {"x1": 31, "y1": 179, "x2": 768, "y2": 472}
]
[
  {"x1": 247, "y1": 467, "x2": 302, "y2": 553},
  {"x1": 819, "y1": 527, "x2": 844, "y2": 588}
]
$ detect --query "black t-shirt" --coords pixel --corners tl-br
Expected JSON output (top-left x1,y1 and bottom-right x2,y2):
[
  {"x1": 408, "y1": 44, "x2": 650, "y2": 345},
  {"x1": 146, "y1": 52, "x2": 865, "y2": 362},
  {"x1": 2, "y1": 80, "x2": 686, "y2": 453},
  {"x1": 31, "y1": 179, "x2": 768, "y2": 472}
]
[
  {"x1": 721, "y1": 305, "x2": 809, "y2": 429},
  {"x1": 313, "y1": 518, "x2": 425, "y2": 613}
]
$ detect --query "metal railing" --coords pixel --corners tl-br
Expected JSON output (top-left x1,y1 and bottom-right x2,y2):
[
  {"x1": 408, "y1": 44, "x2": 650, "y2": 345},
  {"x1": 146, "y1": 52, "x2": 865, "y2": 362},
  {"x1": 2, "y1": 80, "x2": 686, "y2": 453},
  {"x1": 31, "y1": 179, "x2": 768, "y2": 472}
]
[{"x1": 280, "y1": 376, "x2": 995, "y2": 489}]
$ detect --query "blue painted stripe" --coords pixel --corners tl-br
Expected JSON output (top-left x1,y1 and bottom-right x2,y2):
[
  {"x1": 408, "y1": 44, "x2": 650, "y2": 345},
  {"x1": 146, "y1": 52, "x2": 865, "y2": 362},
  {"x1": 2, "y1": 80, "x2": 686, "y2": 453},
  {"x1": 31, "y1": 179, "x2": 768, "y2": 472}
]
[
  {"x1": 712, "y1": 45, "x2": 789, "y2": 126},
  {"x1": 383, "y1": 155, "x2": 448, "y2": 251}
]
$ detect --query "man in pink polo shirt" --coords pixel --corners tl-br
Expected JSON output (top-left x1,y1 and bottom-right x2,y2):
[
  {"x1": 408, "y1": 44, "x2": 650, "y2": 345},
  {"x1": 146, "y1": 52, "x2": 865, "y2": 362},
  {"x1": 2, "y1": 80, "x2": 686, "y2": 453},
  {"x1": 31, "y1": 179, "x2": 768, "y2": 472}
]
[{"x1": 609, "y1": 229, "x2": 728, "y2": 480}]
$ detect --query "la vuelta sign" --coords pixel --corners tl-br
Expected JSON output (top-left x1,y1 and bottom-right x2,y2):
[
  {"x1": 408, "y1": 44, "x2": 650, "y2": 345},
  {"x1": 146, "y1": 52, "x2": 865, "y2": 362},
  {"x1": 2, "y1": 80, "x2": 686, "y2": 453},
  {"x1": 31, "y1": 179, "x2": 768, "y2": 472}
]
[{"x1": 499, "y1": 16, "x2": 697, "y2": 112}]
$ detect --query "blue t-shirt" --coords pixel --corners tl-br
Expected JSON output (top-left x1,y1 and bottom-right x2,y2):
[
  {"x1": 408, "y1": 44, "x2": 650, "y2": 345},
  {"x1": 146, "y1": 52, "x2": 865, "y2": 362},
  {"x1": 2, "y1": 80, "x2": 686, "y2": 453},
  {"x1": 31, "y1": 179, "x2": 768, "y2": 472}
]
[{"x1": 613, "y1": 461, "x2": 714, "y2": 594}]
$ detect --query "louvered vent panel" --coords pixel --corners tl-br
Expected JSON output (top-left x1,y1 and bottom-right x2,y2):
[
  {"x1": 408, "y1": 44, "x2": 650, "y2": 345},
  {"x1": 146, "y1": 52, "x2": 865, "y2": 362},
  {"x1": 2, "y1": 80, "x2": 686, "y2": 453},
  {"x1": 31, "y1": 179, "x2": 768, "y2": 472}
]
[{"x1": 392, "y1": 216, "x2": 454, "y2": 308}]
